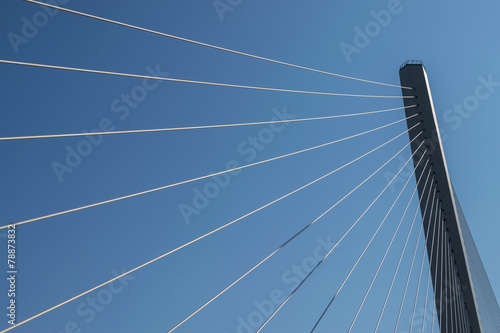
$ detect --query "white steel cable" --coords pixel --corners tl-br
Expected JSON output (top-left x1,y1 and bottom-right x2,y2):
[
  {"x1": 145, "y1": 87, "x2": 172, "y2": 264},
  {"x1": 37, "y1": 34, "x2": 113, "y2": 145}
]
[
  {"x1": 455, "y1": 268, "x2": 467, "y2": 333},
  {"x1": 408, "y1": 185, "x2": 438, "y2": 333},
  {"x1": 448, "y1": 242, "x2": 457, "y2": 332},
  {"x1": 0, "y1": 60, "x2": 412, "y2": 99},
  {"x1": 420, "y1": 196, "x2": 441, "y2": 333},
  {"x1": 439, "y1": 220, "x2": 446, "y2": 329},
  {"x1": 346, "y1": 156, "x2": 429, "y2": 333},
  {"x1": 450, "y1": 244, "x2": 461, "y2": 330},
  {"x1": 374, "y1": 165, "x2": 433, "y2": 333},
  {"x1": 459, "y1": 272, "x2": 467, "y2": 332},
  {"x1": 450, "y1": 243, "x2": 457, "y2": 332},
  {"x1": 0, "y1": 126, "x2": 418, "y2": 333},
  {"x1": 0, "y1": 115, "x2": 418, "y2": 230},
  {"x1": 451, "y1": 250, "x2": 461, "y2": 333},
  {"x1": 430, "y1": 207, "x2": 443, "y2": 333},
  {"x1": 445, "y1": 228, "x2": 449, "y2": 333},
  {"x1": 454, "y1": 258, "x2": 468, "y2": 333},
  {"x1": 22, "y1": 0, "x2": 413, "y2": 90},
  {"x1": 0, "y1": 105, "x2": 415, "y2": 141},
  {"x1": 393, "y1": 177, "x2": 436, "y2": 333}
]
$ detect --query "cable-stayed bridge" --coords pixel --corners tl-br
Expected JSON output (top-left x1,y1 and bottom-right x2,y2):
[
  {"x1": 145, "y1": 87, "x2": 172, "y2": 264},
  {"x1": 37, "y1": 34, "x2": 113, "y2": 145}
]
[{"x1": 0, "y1": 1, "x2": 499, "y2": 333}]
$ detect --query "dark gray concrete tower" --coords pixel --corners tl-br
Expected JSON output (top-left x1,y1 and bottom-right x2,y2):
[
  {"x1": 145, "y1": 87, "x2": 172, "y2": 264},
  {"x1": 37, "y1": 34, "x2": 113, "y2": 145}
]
[{"x1": 399, "y1": 61, "x2": 499, "y2": 333}]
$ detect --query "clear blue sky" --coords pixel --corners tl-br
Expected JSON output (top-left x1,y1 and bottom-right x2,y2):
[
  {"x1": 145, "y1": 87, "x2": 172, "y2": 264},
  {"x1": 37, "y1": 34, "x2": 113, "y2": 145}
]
[{"x1": 0, "y1": 0, "x2": 498, "y2": 332}]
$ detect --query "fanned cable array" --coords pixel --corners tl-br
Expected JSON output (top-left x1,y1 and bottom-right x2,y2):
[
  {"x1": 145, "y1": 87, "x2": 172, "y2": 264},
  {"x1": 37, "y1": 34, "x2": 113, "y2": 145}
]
[{"x1": 0, "y1": 1, "x2": 480, "y2": 333}]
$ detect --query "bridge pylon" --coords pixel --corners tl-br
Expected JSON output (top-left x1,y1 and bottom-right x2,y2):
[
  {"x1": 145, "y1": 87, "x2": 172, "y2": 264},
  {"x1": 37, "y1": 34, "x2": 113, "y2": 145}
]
[{"x1": 400, "y1": 61, "x2": 499, "y2": 333}]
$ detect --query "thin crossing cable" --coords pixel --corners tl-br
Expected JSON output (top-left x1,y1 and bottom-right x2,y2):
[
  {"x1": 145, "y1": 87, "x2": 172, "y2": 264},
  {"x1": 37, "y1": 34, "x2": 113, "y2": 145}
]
[
  {"x1": 451, "y1": 243, "x2": 458, "y2": 332},
  {"x1": 460, "y1": 276, "x2": 471, "y2": 332},
  {"x1": 459, "y1": 264, "x2": 469, "y2": 332},
  {"x1": 447, "y1": 231, "x2": 456, "y2": 333},
  {"x1": 457, "y1": 291, "x2": 464, "y2": 333},
  {"x1": 431, "y1": 213, "x2": 444, "y2": 333},
  {"x1": 444, "y1": 239, "x2": 451, "y2": 333},
  {"x1": 313, "y1": 148, "x2": 428, "y2": 333},
  {"x1": 444, "y1": 228, "x2": 449, "y2": 333},
  {"x1": 374, "y1": 165, "x2": 434, "y2": 333},
  {"x1": 462, "y1": 291, "x2": 469, "y2": 333},
  {"x1": 393, "y1": 177, "x2": 436, "y2": 333},
  {"x1": 450, "y1": 255, "x2": 461, "y2": 333},
  {"x1": 0, "y1": 60, "x2": 412, "y2": 99},
  {"x1": 442, "y1": 224, "x2": 449, "y2": 333},
  {"x1": 0, "y1": 127, "x2": 419, "y2": 333},
  {"x1": 446, "y1": 241, "x2": 453, "y2": 333},
  {"x1": 408, "y1": 185, "x2": 438, "y2": 333},
  {"x1": 167, "y1": 130, "x2": 422, "y2": 333},
  {"x1": 0, "y1": 105, "x2": 415, "y2": 141},
  {"x1": 22, "y1": 0, "x2": 413, "y2": 90},
  {"x1": 439, "y1": 219, "x2": 445, "y2": 331},
  {"x1": 456, "y1": 259, "x2": 468, "y2": 333},
  {"x1": 449, "y1": 243, "x2": 457, "y2": 332},
  {"x1": 1, "y1": 115, "x2": 418, "y2": 230},
  {"x1": 455, "y1": 269, "x2": 467, "y2": 333},
  {"x1": 464, "y1": 294, "x2": 471, "y2": 332},
  {"x1": 454, "y1": 276, "x2": 461, "y2": 333},
  {"x1": 430, "y1": 208, "x2": 443, "y2": 333},
  {"x1": 455, "y1": 272, "x2": 461, "y2": 333},
  {"x1": 450, "y1": 240, "x2": 468, "y2": 333},
  {"x1": 448, "y1": 241, "x2": 457, "y2": 332},
  {"x1": 455, "y1": 270, "x2": 467, "y2": 333},
  {"x1": 454, "y1": 262, "x2": 468, "y2": 333},
  {"x1": 452, "y1": 245, "x2": 462, "y2": 333},
  {"x1": 255, "y1": 138, "x2": 427, "y2": 333},
  {"x1": 345, "y1": 157, "x2": 429, "y2": 333},
  {"x1": 461, "y1": 255, "x2": 471, "y2": 331},
  {"x1": 420, "y1": 195, "x2": 441, "y2": 333},
  {"x1": 451, "y1": 237, "x2": 466, "y2": 333},
  {"x1": 431, "y1": 217, "x2": 440, "y2": 333},
  {"x1": 451, "y1": 251, "x2": 462, "y2": 333}
]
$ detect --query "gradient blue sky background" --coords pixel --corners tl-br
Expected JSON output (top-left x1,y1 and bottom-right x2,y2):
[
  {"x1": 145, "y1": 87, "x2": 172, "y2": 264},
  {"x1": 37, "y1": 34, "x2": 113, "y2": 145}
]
[{"x1": 0, "y1": 1, "x2": 499, "y2": 332}]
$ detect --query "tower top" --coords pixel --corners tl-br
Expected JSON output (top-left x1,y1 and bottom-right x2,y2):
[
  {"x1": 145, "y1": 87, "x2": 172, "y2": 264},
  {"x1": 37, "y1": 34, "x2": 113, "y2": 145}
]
[{"x1": 400, "y1": 59, "x2": 424, "y2": 70}]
